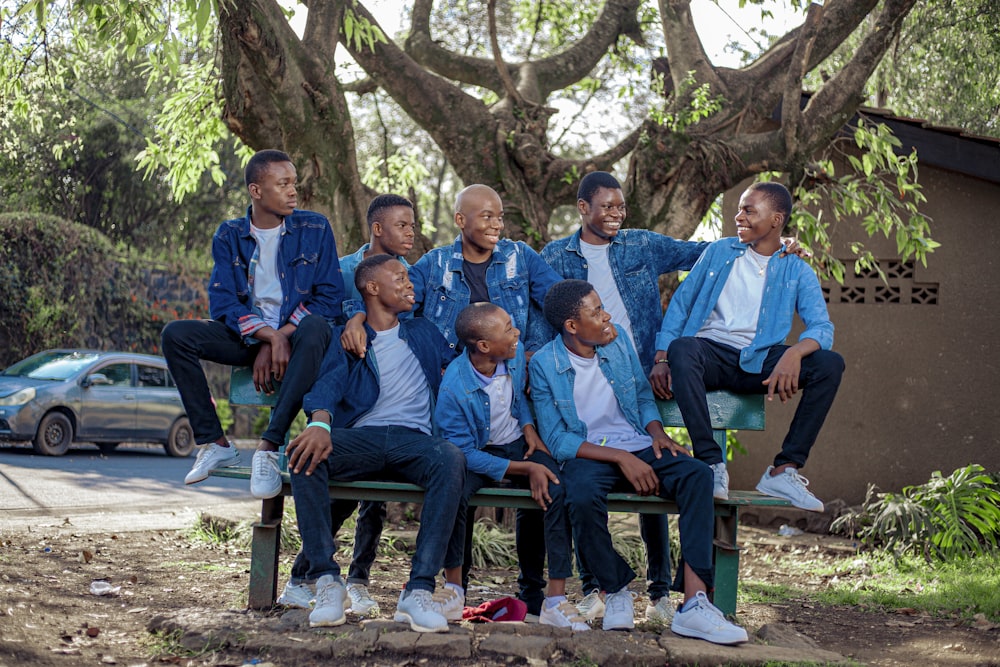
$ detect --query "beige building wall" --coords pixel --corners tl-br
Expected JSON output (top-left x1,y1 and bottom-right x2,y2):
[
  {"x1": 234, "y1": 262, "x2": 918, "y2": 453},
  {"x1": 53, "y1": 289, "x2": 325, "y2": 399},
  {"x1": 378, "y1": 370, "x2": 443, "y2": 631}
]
[{"x1": 723, "y1": 166, "x2": 1000, "y2": 505}]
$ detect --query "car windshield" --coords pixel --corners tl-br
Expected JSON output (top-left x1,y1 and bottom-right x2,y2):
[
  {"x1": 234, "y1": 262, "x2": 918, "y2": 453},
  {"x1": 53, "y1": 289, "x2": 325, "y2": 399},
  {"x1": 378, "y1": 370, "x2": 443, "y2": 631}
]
[{"x1": 2, "y1": 351, "x2": 102, "y2": 380}]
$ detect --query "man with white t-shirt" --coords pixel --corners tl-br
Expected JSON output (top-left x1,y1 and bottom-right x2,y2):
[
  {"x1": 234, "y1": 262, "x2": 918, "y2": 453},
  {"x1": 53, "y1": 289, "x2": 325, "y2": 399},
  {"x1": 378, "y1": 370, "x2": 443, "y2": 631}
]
[
  {"x1": 649, "y1": 181, "x2": 844, "y2": 512},
  {"x1": 161, "y1": 149, "x2": 343, "y2": 499}
]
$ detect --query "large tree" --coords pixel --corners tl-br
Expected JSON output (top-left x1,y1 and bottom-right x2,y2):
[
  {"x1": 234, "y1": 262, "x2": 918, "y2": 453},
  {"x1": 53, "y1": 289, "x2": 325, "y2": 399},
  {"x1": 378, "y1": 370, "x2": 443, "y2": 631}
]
[{"x1": 4, "y1": 0, "x2": 939, "y2": 269}]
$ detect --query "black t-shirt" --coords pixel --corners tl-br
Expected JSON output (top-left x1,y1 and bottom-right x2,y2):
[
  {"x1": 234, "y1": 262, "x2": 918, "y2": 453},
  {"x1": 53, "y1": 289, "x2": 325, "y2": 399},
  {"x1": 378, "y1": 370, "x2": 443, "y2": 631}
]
[{"x1": 463, "y1": 258, "x2": 491, "y2": 305}]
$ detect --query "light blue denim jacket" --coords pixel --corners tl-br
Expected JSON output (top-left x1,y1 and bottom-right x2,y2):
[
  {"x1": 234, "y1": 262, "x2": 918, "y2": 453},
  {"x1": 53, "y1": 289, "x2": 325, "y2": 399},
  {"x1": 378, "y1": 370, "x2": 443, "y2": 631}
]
[
  {"x1": 536, "y1": 229, "x2": 707, "y2": 372},
  {"x1": 410, "y1": 236, "x2": 562, "y2": 353},
  {"x1": 338, "y1": 244, "x2": 411, "y2": 303},
  {"x1": 655, "y1": 237, "x2": 834, "y2": 374},
  {"x1": 435, "y1": 345, "x2": 534, "y2": 480},
  {"x1": 528, "y1": 326, "x2": 661, "y2": 462}
]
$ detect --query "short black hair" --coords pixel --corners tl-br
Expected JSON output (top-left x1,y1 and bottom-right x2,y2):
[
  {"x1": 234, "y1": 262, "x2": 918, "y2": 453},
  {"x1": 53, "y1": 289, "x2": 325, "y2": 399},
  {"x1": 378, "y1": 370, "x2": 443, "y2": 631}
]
[
  {"x1": 455, "y1": 302, "x2": 504, "y2": 348},
  {"x1": 354, "y1": 253, "x2": 398, "y2": 295},
  {"x1": 543, "y1": 279, "x2": 596, "y2": 332},
  {"x1": 367, "y1": 194, "x2": 413, "y2": 228},
  {"x1": 747, "y1": 181, "x2": 793, "y2": 230},
  {"x1": 577, "y1": 171, "x2": 622, "y2": 204},
  {"x1": 245, "y1": 149, "x2": 292, "y2": 187}
]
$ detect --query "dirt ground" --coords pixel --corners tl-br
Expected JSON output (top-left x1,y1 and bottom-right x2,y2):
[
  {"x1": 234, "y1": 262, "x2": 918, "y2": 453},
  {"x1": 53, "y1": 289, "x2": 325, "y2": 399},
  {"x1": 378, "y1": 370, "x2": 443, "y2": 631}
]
[{"x1": 1, "y1": 520, "x2": 997, "y2": 667}]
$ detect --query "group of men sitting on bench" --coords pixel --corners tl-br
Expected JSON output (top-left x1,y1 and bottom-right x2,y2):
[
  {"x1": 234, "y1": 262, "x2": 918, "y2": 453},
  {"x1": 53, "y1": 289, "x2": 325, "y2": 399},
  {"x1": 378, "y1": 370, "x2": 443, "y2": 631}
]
[{"x1": 162, "y1": 150, "x2": 844, "y2": 644}]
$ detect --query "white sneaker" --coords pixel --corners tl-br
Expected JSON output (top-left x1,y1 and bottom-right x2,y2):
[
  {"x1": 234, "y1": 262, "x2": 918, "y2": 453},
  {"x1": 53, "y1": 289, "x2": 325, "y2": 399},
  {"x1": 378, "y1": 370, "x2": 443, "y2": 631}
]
[
  {"x1": 277, "y1": 580, "x2": 315, "y2": 609},
  {"x1": 184, "y1": 442, "x2": 240, "y2": 484},
  {"x1": 346, "y1": 582, "x2": 380, "y2": 617},
  {"x1": 645, "y1": 595, "x2": 675, "y2": 623},
  {"x1": 431, "y1": 585, "x2": 465, "y2": 622},
  {"x1": 671, "y1": 591, "x2": 748, "y2": 645},
  {"x1": 756, "y1": 466, "x2": 825, "y2": 512},
  {"x1": 250, "y1": 450, "x2": 283, "y2": 499},
  {"x1": 602, "y1": 589, "x2": 635, "y2": 631},
  {"x1": 710, "y1": 462, "x2": 730, "y2": 501},
  {"x1": 394, "y1": 589, "x2": 448, "y2": 633},
  {"x1": 309, "y1": 575, "x2": 347, "y2": 627},
  {"x1": 539, "y1": 599, "x2": 590, "y2": 632},
  {"x1": 576, "y1": 589, "x2": 605, "y2": 621}
]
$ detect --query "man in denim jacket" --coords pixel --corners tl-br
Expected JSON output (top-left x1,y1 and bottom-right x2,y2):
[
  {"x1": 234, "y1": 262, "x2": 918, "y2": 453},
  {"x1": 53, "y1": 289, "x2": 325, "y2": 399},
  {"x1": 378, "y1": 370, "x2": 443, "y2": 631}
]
[
  {"x1": 650, "y1": 182, "x2": 844, "y2": 511},
  {"x1": 529, "y1": 279, "x2": 747, "y2": 644},
  {"x1": 162, "y1": 149, "x2": 342, "y2": 499}
]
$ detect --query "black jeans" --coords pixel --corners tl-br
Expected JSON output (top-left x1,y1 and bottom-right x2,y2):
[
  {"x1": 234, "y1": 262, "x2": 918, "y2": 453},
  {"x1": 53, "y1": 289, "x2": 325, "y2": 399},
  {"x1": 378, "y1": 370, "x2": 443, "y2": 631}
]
[
  {"x1": 161, "y1": 315, "x2": 331, "y2": 445},
  {"x1": 289, "y1": 499, "x2": 387, "y2": 585},
  {"x1": 668, "y1": 337, "x2": 845, "y2": 468}
]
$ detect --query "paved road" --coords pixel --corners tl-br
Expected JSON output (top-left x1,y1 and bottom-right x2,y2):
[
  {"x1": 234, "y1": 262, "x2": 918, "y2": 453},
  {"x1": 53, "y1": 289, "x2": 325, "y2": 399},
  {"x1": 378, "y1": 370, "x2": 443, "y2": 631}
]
[{"x1": 0, "y1": 441, "x2": 261, "y2": 534}]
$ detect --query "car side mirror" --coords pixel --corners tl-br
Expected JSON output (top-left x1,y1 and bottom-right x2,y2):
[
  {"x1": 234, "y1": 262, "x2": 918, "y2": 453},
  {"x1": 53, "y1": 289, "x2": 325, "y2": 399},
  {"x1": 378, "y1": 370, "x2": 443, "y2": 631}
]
[{"x1": 83, "y1": 373, "x2": 112, "y2": 387}]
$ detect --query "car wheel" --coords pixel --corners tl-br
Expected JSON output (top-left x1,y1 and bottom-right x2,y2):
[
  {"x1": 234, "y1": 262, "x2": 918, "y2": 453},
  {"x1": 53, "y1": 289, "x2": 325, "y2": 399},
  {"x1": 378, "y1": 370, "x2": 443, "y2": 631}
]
[
  {"x1": 97, "y1": 442, "x2": 119, "y2": 455},
  {"x1": 164, "y1": 417, "x2": 195, "y2": 457},
  {"x1": 33, "y1": 412, "x2": 74, "y2": 456}
]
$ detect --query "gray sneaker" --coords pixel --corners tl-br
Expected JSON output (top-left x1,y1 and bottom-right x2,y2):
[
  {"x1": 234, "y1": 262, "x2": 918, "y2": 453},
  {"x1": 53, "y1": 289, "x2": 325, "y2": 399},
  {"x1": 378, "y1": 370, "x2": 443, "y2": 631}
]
[
  {"x1": 431, "y1": 585, "x2": 464, "y2": 621},
  {"x1": 645, "y1": 595, "x2": 676, "y2": 623},
  {"x1": 576, "y1": 589, "x2": 605, "y2": 621},
  {"x1": 308, "y1": 575, "x2": 347, "y2": 627},
  {"x1": 710, "y1": 462, "x2": 730, "y2": 500},
  {"x1": 756, "y1": 466, "x2": 824, "y2": 512},
  {"x1": 346, "y1": 582, "x2": 380, "y2": 617},
  {"x1": 250, "y1": 450, "x2": 283, "y2": 499},
  {"x1": 277, "y1": 580, "x2": 315, "y2": 609},
  {"x1": 602, "y1": 589, "x2": 635, "y2": 631},
  {"x1": 394, "y1": 589, "x2": 448, "y2": 633},
  {"x1": 671, "y1": 591, "x2": 748, "y2": 645},
  {"x1": 184, "y1": 442, "x2": 240, "y2": 485}
]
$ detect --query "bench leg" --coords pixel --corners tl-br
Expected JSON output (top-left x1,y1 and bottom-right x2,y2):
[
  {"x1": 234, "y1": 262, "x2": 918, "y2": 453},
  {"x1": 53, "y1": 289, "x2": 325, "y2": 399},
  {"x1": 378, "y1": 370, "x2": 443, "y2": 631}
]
[
  {"x1": 249, "y1": 495, "x2": 284, "y2": 610},
  {"x1": 711, "y1": 508, "x2": 740, "y2": 617}
]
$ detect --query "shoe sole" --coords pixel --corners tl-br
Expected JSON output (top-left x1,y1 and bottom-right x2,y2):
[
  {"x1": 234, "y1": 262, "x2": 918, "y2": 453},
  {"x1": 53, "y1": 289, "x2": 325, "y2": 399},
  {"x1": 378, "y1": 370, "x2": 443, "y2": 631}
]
[
  {"x1": 602, "y1": 621, "x2": 635, "y2": 630},
  {"x1": 309, "y1": 615, "x2": 346, "y2": 627},
  {"x1": 671, "y1": 625, "x2": 747, "y2": 645},
  {"x1": 755, "y1": 484, "x2": 824, "y2": 512},
  {"x1": 251, "y1": 480, "x2": 284, "y2": 499},
  {"x1": 393, "y1": 612, "x2": 448, "y2": 633}
]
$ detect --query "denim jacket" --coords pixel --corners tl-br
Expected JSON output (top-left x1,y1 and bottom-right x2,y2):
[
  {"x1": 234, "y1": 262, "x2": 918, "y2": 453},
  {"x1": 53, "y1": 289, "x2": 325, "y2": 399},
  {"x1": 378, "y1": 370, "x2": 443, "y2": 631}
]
[
  {"x1": 409, "y1": 236, "x2": 562, "y2": 354},
  {"x1": 338, "y1": 244, "x2": 411, "y2": 304},
  {"x1": 435, "y1": 345, "x2": 534, "y2": 480},
  {"x1": 303, "y1": 317, "x2": 452, "y2": 429},
  {"x1": 536, "y1": 229, "x2": 707, "y2": 371},
  {"x1": 208, "y1": 207, "x2": 344, "y2": 342},
  {"x1": 655, "y1": 237, "x2": 834, "y2": 374},
  {"x1": 528, "y1": 327, "x2": 661, "y2": 462}
]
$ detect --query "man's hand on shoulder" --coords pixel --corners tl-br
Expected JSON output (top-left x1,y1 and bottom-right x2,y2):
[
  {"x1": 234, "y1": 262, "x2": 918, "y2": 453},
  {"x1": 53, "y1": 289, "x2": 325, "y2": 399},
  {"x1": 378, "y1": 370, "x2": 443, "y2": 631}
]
[
  {"x1": 779, "y1": 237, "x2": 811, "y2": 259},
  {"x1": 341, "y1": 313, "x2": 368, "y2": 358}
]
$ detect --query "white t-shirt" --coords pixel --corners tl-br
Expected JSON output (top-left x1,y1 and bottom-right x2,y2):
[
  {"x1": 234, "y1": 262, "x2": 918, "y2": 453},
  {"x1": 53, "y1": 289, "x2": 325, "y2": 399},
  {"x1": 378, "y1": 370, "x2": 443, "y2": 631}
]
[
  {"x1": 696, "y1": 248, "x2": 767, "y2": 350},
  {"x1": 567, "y1": 348, "x2": 651, "y2": 453},
  {"x1": 580, "y1": 240, "x2": 636, "y2": 350},
  {"x1": 473, "y1": 361, "x2": 522, "y2": 446},
  {"x1": 353, "y1": 324, "x2": 433, "y2": 434},
  {"x1": 250, "y1": 223, "x2": 284, "y2": 330}
]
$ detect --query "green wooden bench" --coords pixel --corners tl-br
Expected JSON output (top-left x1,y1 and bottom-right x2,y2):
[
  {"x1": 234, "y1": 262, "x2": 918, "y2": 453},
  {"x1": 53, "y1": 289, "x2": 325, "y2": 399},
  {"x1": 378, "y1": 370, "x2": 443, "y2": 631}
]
[{"x1": 217, "y1": 369, "x2": 788, "y2": 616}]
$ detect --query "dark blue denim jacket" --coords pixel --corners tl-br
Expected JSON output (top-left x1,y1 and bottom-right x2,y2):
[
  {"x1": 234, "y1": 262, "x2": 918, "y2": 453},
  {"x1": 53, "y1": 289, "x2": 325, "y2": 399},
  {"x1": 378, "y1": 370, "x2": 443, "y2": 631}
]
[
  {"x1": 534, "y1": 229, "x2": 707, "y2": 372},
  {"x1": 208, "y1": 207, "x2": 344, "y2": 342},
  {"x1": 302, "y1": 317, "x2": 452, "y2": 429}
]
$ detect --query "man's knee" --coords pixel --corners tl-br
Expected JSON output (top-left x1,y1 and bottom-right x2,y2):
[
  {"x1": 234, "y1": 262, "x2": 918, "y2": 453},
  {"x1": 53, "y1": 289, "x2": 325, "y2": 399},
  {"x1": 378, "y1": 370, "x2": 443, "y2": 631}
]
[
  {"x1": 293, "y1": 315, "x2": 332, "y2": 348},
  {"x1": 667, "y1": 337, "x2": 700, "y2": 369},
  {"x1": 810, "y1": 350, "x2": 846, "y2": 384}
]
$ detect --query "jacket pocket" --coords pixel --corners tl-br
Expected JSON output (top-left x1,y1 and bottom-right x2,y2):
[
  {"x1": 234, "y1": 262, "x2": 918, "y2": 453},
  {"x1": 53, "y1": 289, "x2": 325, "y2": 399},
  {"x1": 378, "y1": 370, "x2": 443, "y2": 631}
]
[{"x1": 291, "y1": 253, "x2": 320, "y2": 295}]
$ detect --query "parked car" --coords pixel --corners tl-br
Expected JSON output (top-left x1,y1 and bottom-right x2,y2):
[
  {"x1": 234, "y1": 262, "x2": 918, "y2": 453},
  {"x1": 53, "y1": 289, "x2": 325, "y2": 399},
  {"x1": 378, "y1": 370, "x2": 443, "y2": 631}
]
[{"x1": 0, "y1": 349, "x2": 194, "y2": 457}]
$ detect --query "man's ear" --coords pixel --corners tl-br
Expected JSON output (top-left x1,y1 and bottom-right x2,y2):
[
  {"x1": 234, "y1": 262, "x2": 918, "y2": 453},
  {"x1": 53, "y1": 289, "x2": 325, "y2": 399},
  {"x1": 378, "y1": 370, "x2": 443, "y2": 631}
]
[
  {"x1": 563, "y1": 318, "x2": 578, "y2": 335},
  {"x1": 248, "y1": 183, "x2": 261, "y2": 200},
  {"x1": 455, "y1": 212, "x2": 466, "y2": 230},
  {"x1": 364, "y1": 279, "x2": 379, "y2": 297},
  {"x1": 577, "y1": 199, "x2": 589, "y2": 216},
  {"x1": 371, "y1": 221, "x2": 383, "y2": 238},
  {"x1": 475, "y1": 339, "x2": 490, "y2": 354}
]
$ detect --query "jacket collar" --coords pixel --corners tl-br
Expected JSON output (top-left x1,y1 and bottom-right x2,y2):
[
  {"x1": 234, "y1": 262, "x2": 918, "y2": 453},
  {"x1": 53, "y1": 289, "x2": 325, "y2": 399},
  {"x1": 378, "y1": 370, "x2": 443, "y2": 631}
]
[
  {"x1": 564, "y1": 227, "x2": 624, "y2": 255},
  {"x1": 447, "y1": 235, "x2": 511, "y2": 272}
]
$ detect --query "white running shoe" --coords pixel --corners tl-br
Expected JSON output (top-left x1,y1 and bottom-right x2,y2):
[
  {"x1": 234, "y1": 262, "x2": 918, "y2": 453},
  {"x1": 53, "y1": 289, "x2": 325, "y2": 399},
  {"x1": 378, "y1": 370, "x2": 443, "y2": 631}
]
[
  {"x1": 576, "y1": 589, "x2": 605, "y2": 621},
  {"x1": 184, "y1": 442, "x2": 240, "y2": 485},
  {"x1": 277, "y1": 580, "x2": 315, "y2": 609},
  {"x1": 346, "y1": 582, "x2": 380, "y2": 617},
  {"x1": 671, "y1": 591, "x2": 748, "y2": 645},
  {"x1": 250, "y1": 450, "x2": 283, "y2": 499},
  {"x1": 308, "y1": 575, "x2": 347, "y2": 627},
  {"x1": 431, "y1": 585, "x2": 465, "y2": 622},
  {"x1": 539, "y1": 599, "x2": 590, "y2": 632},
  {"x1": 645, "y1": 595, "x2": 676, "y2": 623},
  {"x1": 602, "y1": 589, "x2": 635, "y2": 631},
  {"x1": 711, "y1": 462, "x2": 730, "y2": 501},
  {"x1": 394, "y1": 589, "x2": 448, "y2": 633},
  {"x1": 756, "y1": 466, "x2": 825, "y2": 512}
]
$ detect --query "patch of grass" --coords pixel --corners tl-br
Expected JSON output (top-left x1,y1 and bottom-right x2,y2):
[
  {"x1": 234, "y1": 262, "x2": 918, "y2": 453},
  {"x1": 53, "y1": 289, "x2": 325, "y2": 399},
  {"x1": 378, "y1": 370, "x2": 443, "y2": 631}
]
[
  {"x1": 144, "y1": 629, "x2": 227, "y2": 659},
  {"x1": 739, "y1": 581, "x2": 803, "y2": 604},
  {"x1": 471, "y1": 518, "x2": 518, "y2": 568},
  {"x1": 185, "y1": 513, "x2": 249, "y2": 546}
]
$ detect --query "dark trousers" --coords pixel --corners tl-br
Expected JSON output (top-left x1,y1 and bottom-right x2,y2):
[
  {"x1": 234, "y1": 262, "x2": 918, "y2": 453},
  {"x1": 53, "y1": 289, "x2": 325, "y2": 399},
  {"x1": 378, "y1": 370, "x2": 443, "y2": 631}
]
[
  {"x1": 668, "y1": 337, "x2": 845, "y2": 467},
  {"x1": 576, "y1": 513, "x2": 673, "y2": 600},
  {"x1": 161, "y1": 315, "x2": 331, "y2": 446},
  {"x1": 563, "y1": 449, "x2": 715, "y2": 595},
  {"x1": 289, "y1": 499, "x2": 386, "y2": 586}
]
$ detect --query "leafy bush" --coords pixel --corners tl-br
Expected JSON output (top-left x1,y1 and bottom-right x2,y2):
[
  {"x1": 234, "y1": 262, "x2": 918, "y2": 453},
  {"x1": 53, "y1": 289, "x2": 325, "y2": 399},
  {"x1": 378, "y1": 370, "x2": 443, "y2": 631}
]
[{"x1": 832, "y1": 465, "x2": 1000, "y2": 562}]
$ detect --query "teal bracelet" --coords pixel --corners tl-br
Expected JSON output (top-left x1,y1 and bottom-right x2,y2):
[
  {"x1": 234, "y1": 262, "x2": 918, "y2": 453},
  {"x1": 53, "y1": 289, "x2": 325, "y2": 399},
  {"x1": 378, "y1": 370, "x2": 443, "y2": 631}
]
[{"x1": 307, "y1": 421, "x2": 332, "y2": 433}]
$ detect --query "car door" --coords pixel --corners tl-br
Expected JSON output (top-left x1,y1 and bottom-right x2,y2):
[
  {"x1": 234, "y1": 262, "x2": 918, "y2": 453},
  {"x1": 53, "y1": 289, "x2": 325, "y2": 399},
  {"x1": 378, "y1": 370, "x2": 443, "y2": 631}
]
[
  {"x1": 133, "y1": 363, "x2": 183, "y2": 440},
  {"x1": 77, "y1": 361, "x2": 136, "y2": 440}
]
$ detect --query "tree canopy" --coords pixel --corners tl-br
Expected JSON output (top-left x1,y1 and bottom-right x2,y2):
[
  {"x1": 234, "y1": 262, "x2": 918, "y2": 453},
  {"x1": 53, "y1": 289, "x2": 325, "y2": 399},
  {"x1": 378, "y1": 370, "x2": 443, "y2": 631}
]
[{"x1": 4, "y1": 0, "x2": 979, "y2": 276}]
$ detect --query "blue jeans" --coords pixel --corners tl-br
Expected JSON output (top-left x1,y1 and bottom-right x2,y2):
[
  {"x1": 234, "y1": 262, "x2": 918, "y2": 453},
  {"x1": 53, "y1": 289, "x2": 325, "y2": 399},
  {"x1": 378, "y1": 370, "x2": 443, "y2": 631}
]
[
  {"x1": 447, "y1": 437, "x2": 573, "y2": 615},
  {"x1": 289, "y1": 499, "x2": 386, "y2": 586},
  {"x1": 576, "y1": 513, "x2": 672, "y2": 600},
  {"x1": 161, "y1": 314, "x2": 331, "y2": 446},
  {"x1": 668, "y1": 337, "x2": 845, "y2": 467},
  {"x1": 290, "y1": 425, "x2": 465, "y2": 593},
  {"x1": 562, "y1": 448, "x2": 715, "y2": 595}
]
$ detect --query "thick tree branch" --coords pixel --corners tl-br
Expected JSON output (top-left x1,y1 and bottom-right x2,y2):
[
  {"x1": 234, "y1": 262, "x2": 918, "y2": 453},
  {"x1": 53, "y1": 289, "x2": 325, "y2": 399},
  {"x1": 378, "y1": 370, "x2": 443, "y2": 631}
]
[
  {"x1": 487, "y1": 0, "x2": 525, "y2": 107},
  {"x1": 659, "y1": 0, "x2": 723, "y2": 96},
  {"x1": 782, "y1": 3, "x2": 824, "y2": 158}
]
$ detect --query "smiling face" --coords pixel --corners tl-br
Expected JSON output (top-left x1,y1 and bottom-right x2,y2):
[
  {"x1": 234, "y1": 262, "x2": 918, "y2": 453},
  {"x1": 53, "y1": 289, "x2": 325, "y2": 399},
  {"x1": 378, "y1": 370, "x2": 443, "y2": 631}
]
[
  {"x1": 477, "y1": 309, "x2": 520, "y2": 362},
  {"x1": 367, "y1": 259, "x2": 416, "y2": 316},
  {"x1": 455, "y1": 185, "x2": 504, "y2": 260},
  {"x1": 579, "y1": 186, "x2": 627, "y2": 244},
  {"x1": 249, "y1": 160, "x2": 297, "y2": 224},
  {"x1": 735, "y1": 188, "x2": 783, "y2": 250},
  {"x1": 566, "y1": 290, "x2": 615, "y2": 352},
  {"x1": 371, "y1": 205, "x2": 416, "y2": 257}
]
